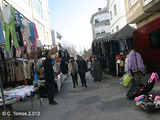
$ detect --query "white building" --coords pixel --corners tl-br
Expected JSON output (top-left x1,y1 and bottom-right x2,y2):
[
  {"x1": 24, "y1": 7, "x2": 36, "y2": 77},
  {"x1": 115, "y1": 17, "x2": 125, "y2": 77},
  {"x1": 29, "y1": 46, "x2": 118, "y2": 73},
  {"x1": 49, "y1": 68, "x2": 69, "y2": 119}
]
[
  {"x1": 108, "y1": 0, "x2": 127, "y2": 34},
  {"x1": 90, "y1": 6, "x2": 111, "y2": 40},
  {"x1": 0, "y1": 0, "x2": 52, "y2": 47},
  {"x1": 51, "y1": 29, "x2": 62, "y2": 46}
]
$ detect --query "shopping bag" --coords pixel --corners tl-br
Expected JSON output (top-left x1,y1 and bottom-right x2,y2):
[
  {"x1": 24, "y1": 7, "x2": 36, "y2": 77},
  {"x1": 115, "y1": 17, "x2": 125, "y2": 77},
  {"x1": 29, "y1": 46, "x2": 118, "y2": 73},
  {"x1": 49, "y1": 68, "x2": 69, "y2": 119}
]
[{"x1": 122, "y1": 74, "x2": 132, "y2": 87}]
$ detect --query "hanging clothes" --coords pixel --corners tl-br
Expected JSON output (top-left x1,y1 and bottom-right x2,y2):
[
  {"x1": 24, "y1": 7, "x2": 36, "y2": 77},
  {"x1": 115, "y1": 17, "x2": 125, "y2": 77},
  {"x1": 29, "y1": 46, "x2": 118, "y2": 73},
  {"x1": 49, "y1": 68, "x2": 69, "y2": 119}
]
[
  {"x1": 15, "y1": 25, "x2": 24, "y2": 48},
  {"x1": 126, "y1": 50, "x2": 145, "y2": 73},
  {"x1": 15, "y1": 61, "x2": 24, "y2": 81},
  {"x1": 22, "y1": 18, "x2": 30, "y2": 40},
  {"x1": 29, "y1": 22, "x2": 39, "y2": 51},
  {"x1": 3, "y1": 5, "x2": 19, "y2": 51},
  {"x1": 0, "y1": 21, "x2": 5, "y2": 44}
]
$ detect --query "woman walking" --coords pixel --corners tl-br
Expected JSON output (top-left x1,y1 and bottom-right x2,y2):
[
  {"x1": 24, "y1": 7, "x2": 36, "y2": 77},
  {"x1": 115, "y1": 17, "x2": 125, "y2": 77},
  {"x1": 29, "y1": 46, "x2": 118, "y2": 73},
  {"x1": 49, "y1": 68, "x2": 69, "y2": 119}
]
[{"x1": 68, "y1": 57, "x2": 78, "y2": 88}]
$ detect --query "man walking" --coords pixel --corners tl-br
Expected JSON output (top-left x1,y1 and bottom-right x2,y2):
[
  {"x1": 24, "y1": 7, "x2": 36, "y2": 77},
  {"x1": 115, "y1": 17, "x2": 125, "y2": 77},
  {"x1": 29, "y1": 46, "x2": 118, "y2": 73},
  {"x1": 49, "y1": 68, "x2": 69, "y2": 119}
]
[
  {"x1": 43, "y1": 50, "x2": 57, "y2": 105},
  {"x1": 78, "y1": 56, "x2": 88, "y2": 88}
]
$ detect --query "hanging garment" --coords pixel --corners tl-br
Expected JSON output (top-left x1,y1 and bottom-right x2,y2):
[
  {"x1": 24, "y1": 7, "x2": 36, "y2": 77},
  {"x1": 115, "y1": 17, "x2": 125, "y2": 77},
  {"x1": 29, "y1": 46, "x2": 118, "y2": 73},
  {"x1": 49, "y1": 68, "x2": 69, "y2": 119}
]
[
  {"x1": 14, "y1": 11, "x2": 23, "y2": 28},
  {"x1": 0, "y1": 7, "x2": 4, "y2": 27},
  {"x1": 0, "y1": 46, "x2": 5, "y2": 60},
  {"x1": 22, "y1": 18, "x2": 30, "y2": 39},
  {"x1": 31, "y1": 39, "x2": 37, "y2": 51},
  {"x1": 0, "y1": 21, "x2": 5, "y2": 44},
  {"x1": 15, "y1": 25, "x2": 24, "y2": 48},
  {"x1": 127, "y1": 50, "x2": 145, "y2": 73},
  {"x1": 15, "y1": 61, "x2": 24, "y2": 81},
  {"x1": 26, "y1": 62, "x2": 31, "y2": 79},
  {"x1": 101, "y1": 41, "x2": 105, "y2": 55},
  {"x1": 29, "y1": 22, "x2": 39, "y2": 40},
  {"x1": 3, "y1": 5, "x2": 19, "y2": 51}
]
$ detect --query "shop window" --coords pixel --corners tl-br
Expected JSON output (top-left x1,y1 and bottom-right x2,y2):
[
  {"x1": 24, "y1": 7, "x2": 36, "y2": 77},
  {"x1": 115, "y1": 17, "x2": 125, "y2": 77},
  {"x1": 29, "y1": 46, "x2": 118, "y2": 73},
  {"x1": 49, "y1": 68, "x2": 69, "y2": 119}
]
[{"x1": 149, "y1": 29, "x2": 160, "y2": 49}]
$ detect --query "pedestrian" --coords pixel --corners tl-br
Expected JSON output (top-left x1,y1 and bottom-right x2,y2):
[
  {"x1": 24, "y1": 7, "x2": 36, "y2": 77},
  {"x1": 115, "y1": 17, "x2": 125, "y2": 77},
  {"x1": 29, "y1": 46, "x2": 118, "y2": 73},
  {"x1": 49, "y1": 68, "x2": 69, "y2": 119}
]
[
  {"x1": 43, "y1": 50, "x2": 57, "y2": 105},
  {"x1": 60, "y1": 57, "x2": 68, "y2": 74},
  {"x1": 93, "y1": 57, "x2": 102, "y2": 81},
  {"x1": 78, "y1": 56, "x2": 88, "y2": 87},
  {"x1": 60, "y1": 57, "x2": 68, "y2": 81},
  {"x1": 68, "y1": 57, "x2": 78, "y2": 88}
]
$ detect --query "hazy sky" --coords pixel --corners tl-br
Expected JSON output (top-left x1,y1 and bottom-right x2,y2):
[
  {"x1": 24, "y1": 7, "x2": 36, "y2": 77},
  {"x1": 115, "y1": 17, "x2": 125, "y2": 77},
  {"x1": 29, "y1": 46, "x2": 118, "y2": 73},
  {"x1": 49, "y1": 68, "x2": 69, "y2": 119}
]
[{"x1": 48, "y1": 0, "x2": 107, "y2": 52}]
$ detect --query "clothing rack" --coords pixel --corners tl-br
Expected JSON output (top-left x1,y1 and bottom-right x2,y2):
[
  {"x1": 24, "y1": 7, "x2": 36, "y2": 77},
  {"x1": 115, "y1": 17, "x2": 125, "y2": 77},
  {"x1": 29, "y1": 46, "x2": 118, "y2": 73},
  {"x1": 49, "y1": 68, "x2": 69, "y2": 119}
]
[{"x1": 3, "y1": 0, "x2": 31, "y2": 22}]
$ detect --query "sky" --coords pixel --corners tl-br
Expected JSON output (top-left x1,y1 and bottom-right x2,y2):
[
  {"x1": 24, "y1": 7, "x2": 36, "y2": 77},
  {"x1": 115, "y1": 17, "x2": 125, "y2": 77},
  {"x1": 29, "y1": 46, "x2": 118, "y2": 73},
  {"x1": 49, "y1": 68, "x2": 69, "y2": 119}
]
[{"x1": 48, "y1": 0, "x2": 107, "y2": 52}]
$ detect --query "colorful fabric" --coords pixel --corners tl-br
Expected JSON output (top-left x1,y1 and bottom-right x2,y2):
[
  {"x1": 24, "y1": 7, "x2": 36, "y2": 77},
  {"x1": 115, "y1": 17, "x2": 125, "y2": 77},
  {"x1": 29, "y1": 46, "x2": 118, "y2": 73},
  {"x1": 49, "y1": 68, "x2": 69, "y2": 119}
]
[
  {"x1": 29, "y1": 22, "x2": 39, "y2": 40},
  {"x1": 3, "y1": 5, "x2": 19, "y2": 51}
]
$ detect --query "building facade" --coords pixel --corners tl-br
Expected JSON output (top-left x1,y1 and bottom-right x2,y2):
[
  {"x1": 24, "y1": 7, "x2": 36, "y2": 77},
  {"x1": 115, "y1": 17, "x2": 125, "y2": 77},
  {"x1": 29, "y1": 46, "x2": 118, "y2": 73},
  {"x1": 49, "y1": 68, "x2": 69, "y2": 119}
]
[
  {"x1": 124, "y1": 0, "x2": 160, "y2": 27},
  {"x1": 90, "y1": 6, "x2": 111, "y2": 40},
  {"x1": 108, "y1": 0, "x2": 127, "y2": 34},
  {"x1": 51, "y1": 29, "x2": 62, "y2": 46},
  {"x1": 0, "y1": 0, "x2": 52, "y2": 47}
]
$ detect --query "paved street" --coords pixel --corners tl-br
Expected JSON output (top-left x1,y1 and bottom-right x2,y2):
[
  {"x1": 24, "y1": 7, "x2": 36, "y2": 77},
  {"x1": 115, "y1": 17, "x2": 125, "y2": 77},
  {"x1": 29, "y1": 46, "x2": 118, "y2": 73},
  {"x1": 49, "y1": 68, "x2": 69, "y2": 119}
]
[{"x1": 12, "y1": 73, "x2": 160, "y2": 120}]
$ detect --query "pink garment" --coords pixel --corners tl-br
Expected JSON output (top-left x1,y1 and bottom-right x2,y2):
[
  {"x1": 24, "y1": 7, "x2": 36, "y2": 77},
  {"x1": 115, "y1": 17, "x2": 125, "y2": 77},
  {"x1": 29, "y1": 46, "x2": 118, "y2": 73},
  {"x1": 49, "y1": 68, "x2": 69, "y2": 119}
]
[
  {"x1": 32, "y1": 40, "x2": 37, "y2": 51},
  {"x1": 148, "y1": 72, "x2": 159, "y2": 84},
  {"x1": 135, "y1": 95, "x2": 145, "y2": 102},
  {"x1": 33, "y1": 23, "x2": 39, "y2": 39}
]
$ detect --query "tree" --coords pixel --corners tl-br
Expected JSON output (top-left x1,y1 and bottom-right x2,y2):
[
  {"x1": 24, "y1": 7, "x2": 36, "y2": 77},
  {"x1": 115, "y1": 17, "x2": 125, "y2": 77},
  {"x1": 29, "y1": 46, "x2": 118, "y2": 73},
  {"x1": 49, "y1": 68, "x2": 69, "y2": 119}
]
[
  {"x1": 62, "y1": 43, "x2": 77, "y2": 58},
  {"x1": 83, "y1": 48, "x2": 91, "y2": 59}
]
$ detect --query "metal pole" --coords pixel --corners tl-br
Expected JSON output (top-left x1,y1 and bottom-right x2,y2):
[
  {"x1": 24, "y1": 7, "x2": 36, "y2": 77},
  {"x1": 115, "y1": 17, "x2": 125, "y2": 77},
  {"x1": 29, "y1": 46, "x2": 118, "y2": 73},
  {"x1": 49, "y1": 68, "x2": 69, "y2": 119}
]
[{"x1": 0, "y1": 69, "x2": 8, "y2": 120}]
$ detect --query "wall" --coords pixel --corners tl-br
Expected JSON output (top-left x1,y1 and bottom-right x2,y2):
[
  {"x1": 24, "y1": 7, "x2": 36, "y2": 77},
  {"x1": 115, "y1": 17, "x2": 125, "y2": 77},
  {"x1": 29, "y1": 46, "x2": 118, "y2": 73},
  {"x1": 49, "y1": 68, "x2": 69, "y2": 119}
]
[
  {"x1": 91, "y1": 10, "x2": 111, "y2": 39},
  {"x1": 109, "y1": 0, "x2": 127, "y2": 33}
]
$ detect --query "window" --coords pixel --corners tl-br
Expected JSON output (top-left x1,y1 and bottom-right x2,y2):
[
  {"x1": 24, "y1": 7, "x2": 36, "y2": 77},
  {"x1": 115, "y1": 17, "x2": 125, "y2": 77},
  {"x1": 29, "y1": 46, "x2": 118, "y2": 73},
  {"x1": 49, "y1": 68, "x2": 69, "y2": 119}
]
[
  {"x1": 95, "y1": 19, "x2": 99, "y2": 23},
  {"x1": 32, "y1": 0, "x2": 43, "y2": 18},
  {"x1": 129, "y1": 0, "x2": 138, "y2": 8},
  {"x1": 114, "y1": 4, "x2": 117, "y2": 16},
  {"x1": 96, "y1": 31, "x2": 100, "y2": 35},
  {"x1": 112, "y1": 29, "x2": 114, "y2": 33},
  {"x1": 149, "y1": 29, "x2": 160, "y2": 49},
  {"x1": 116, "y1": 26, "x2": 119, "y2": 31},
  {"x1": 110, "y1": 11, "x2": 112, "y2": 20},
  {"x1": 101, "y1": 29, "x2": 105, "y2": 34}
]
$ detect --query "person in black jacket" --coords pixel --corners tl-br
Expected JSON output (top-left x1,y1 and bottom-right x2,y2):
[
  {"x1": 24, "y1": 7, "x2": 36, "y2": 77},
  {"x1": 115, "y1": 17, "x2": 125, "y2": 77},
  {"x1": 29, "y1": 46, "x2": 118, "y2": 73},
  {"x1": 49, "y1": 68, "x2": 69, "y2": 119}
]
[
  {"x1": 60, "y1": 57, "x2": 68, "y2": 74},
  {"x1": 78, "y1": 56, "x2": 88, "y2": 87},
  {"x1": 43, "y1": 50, "x2": 57, "y2": 105}
]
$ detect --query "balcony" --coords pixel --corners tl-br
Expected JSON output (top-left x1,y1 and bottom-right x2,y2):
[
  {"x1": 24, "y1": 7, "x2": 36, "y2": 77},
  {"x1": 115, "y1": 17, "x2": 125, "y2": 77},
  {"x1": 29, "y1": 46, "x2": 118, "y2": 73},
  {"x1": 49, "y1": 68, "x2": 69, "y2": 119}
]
[{"x1": 143, "y1": 0, "x2": 160, "y2": 12}]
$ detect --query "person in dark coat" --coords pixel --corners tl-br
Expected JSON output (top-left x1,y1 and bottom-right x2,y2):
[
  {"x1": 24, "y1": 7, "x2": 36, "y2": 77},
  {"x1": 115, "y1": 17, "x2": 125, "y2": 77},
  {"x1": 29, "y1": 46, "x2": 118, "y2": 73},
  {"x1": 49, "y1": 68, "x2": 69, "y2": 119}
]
[
  {"x1": 78, "y1": 56, "x2": 88, "y2": 87},
  {"x1": 93, "y1": 57, "x2": 102, "y2": 81},
  {"x1": 43, "y1": 50, "x2": 57, "y2": 105},
  {"x1": 60, "y1": 57, "x2": 68, "y2": 74}
]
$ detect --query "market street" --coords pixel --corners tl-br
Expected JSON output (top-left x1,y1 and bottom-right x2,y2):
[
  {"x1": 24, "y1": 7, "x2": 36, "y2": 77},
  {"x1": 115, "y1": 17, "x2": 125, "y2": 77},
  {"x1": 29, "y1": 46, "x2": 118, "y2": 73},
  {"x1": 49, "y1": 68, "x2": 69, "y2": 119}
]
[{"x1": 13, "y1": 73, "x2": 160, "y2": 120}]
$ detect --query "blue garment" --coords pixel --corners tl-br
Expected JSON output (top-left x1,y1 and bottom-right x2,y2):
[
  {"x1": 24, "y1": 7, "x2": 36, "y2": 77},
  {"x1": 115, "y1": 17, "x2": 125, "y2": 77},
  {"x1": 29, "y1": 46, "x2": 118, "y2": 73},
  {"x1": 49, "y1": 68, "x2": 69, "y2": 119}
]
[
  {"x1": 29, "y1": 22, "x2": 34, "y2": 40},
  {"x1": 34, "y1": 73, "x2": 38, "y2": 83},
  {"x1": 15, "y1": 11, "x2": 23, "y2": 28},
  {"x1": 0, "y1": 21, "x2": 5, "y2": 43}
]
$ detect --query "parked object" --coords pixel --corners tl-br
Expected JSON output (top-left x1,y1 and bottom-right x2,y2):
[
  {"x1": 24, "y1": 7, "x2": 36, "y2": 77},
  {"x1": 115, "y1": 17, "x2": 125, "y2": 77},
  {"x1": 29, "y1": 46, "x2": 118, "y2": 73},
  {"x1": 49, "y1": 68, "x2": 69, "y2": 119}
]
[{"x1": 126, "y1": 72, "x2": 159, "y2": 99}]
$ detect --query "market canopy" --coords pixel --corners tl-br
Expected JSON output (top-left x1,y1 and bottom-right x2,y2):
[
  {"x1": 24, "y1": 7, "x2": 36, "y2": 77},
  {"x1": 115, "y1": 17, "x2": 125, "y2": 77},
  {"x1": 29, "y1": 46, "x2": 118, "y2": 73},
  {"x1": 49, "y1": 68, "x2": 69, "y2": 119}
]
[{"x1": 93, "y1": 24, "x2": 136, "y2": 42}]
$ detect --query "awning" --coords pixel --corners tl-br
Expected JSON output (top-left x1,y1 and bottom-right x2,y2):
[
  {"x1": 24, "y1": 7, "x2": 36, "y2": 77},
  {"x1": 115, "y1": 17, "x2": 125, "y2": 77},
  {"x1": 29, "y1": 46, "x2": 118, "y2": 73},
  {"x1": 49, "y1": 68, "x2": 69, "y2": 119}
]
[{"x1": 93, "y1": 24, "x2": 136, "y2": 42}]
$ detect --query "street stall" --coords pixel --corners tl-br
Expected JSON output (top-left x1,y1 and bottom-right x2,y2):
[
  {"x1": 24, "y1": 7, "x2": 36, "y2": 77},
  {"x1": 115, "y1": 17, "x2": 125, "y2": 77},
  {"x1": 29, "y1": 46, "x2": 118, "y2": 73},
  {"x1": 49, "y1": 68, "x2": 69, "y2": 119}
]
[
  {"x1": 92, "y1": 24, "x2": 136, "y2": 77},
  {"x1": 0, "y1": 3, "x2": 43, "y2": 119}
]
